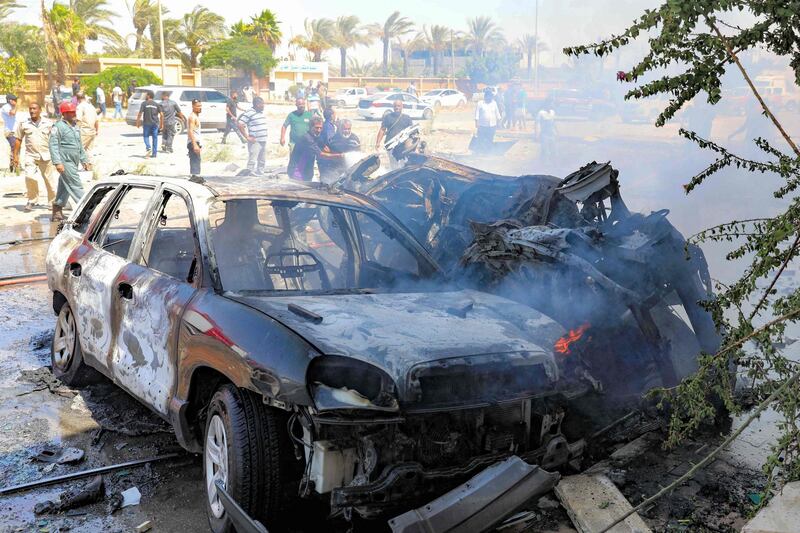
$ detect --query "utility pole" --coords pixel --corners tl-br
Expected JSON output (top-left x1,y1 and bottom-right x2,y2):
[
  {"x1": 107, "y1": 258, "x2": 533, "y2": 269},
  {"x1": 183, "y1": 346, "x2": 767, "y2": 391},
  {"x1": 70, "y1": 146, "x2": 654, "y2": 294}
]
[
  {"x1": 157, "y1": 0, "x2": 166, "y2": 82},
  {"x1": 534, "y1": 0, "x2": 540, "y2": 93},
  {"x1": 450, "y1": 29, "x2": 455, "y2": 88}
]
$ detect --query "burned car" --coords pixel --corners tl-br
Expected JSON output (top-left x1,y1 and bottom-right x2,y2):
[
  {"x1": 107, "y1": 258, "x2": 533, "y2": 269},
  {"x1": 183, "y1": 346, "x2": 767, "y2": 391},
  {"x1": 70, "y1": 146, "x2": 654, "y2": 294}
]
[
  {"x1": 46, "y1": 174, "x2": 600, "y2": 531},
  {"x1": 340, "y1": 157, "x2": 721, "y2": 396}
]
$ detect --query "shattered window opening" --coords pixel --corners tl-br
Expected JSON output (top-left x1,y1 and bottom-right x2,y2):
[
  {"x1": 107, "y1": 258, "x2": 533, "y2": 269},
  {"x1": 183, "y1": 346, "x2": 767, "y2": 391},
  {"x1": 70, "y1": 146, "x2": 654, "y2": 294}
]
[
  {"x1": 143, "y1": 192, "x2": 198, "y2": 283},
  {"x1": 90, "y1": 187, "x2": 156, "y2": 260},
  {"x1": 207, "y1": 198, "x2": 435, "y2": 295},
  {"x1": 72, "y1": 185, "x2": 118, "y2": 234}
]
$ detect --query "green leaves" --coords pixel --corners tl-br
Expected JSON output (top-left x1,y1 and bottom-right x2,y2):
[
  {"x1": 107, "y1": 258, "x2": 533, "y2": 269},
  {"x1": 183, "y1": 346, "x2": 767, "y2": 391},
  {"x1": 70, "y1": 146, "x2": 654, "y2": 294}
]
[{"x1": 0, "y1": 55, "x2": 25, "y2": 94}]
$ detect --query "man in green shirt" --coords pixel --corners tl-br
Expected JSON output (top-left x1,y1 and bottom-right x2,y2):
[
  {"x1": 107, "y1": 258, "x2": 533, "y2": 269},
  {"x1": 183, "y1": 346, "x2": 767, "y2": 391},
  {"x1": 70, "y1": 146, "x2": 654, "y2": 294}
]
[
  {"x1": 49, "y1": 101, "x2": 91, "y2": 221},
  {"x1": 280, "y1": 98, "x2": 312, "y2": 147}
]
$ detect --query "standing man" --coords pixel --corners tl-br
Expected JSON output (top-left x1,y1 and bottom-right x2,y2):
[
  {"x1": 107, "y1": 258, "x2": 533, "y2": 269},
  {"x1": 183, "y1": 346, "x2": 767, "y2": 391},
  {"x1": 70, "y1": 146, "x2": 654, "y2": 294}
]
[
  {"x1": 1, "y1": 94, "x2": 18, "y2": 171},
  {"x1": 71, "y1": 78, "x2": 81, "y2": 99},
  {"x1": 75, "y1": 92, "x2": 99, "y2": 152},
  {"x1": 407, "y1": 81, "x2": 417, "y2": 97},
  {"x1": 474, "y1": 87, "x2": 503, "y2": 153},
  {"x1": 135, "y1": 90, "x2": 163, "y2": 158},
  {"x1": 237, "y1": 96, "x2": 268, "y2": 175},
  {"x1": 375, "y1": 99, "x2": 412, "y2": 160},
  {"x1": 112, "y1": 83, "x2": 123, "y2": 119},
  {"x1": 95, "y1": 84, "x2": 106, "y2": 118},
  {"x1": 280, "y1": 98, "x2": 312, "y2": 148},
  {"x1": 317, "y1": 107, "x2": 338, "y2": 179},
  {"x1": 13, "y1": 102, "x2": 56, "y2": 212},
  {"x1": 323, "y1": 119, "x2": 361, "y2": 181},
  {"x1": 317, "y1": 82, "x2": 328, "y2": 111},
  {"x1": 51, "y1": 82, "x2": 63, "y2": 118},
  {"x1": 187, "y1": 99, "x2": 203, "y2": 178},
  {"x1": 536, "y1": 98, "x2": 557, "y2": 162},
  {"x1": 159, "y1": 91, "x2": 183, "y2": 154},
  {"x1": 49, "y1": 101, "x2": 91, "y2": 221},
  {"x1": 222, "y1": 90, "x2": 245, "y2": 144},
  {"x1": 287, "y1": 115, "x2": 343, "y2": 182}
]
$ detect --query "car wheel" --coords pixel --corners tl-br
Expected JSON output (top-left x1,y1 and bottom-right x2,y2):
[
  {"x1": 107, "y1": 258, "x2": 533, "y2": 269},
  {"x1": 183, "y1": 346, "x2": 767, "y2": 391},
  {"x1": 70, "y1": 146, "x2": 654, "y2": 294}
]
[
  {"x1": 338, "y1": 100, "x2": 346, "y2": 108},
  {"x1": 434, "y1": 101, "x2": 442, "y2": 110},
  {"x1": 175, "y1": 119, "x2": 185, "y2": 135},
  {"x1": 422, "y1": 108, "x2": 433, "y2": 120},
  {"x1": 51, "y1": 301, "x2": 101, "y2": 387},
  {"x1": 204, "y1": 384, "x2": 294, "y2": 533}
]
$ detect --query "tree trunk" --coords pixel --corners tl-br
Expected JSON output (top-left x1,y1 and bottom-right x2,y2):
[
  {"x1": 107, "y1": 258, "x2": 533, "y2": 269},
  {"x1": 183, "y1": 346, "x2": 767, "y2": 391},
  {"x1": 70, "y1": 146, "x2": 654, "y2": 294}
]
[
  {"x1": 340, "y1": 48, "x2": 347, "y2": 77},
  {"x1": 382, "y1": 37, "x2": 389, "y2": 75},
  {"x1": 527, "y1": 51, "x2": 532, "y2": 78},
  {"x1": 433, "y1": 50, "x2": 439, "y2": 76},
  {"x1": 134, "y1": 28, "x2": 144, "y2": 51},
  {"x1": 402, "y1": 52, "x2": 408, "y2": 77}
]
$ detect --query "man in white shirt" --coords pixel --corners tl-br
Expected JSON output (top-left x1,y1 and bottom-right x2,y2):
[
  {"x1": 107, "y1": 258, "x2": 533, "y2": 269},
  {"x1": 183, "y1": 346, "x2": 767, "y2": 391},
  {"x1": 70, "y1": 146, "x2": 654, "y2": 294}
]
[
  {"x1": 75, "y1": 92, "x2": 99, "y2": 152},
  {"x1": 95, "y1": 85, "x2": 106, "y2": 118},
  {"x1": 474, "y1": 87, "x2": 502, "y2": 153},
  {"x1": 536, "y1": 99, "x2": 557, "y2": 162},
  {"x1": 112, "y1": 85, "x2": 123, "y2": 119},
  {"x1": 2, "y1": 94, "x2": 18, "y2": 171}
]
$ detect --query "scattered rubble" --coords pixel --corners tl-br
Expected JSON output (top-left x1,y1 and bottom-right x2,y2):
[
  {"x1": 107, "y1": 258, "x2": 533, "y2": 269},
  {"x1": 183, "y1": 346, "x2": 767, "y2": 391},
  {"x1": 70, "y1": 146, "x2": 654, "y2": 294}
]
[
  {"x1": 556, "y1": 473, "x2": 652, "y2": 533},
  {"x1": 32, "y1": 446, "x2": 85, "y2": 465},
  {"x1": 18, "y1": 367, "x2": 76, "y2": 398},
  {"x1": 742, "y1": 482, "x2": 800, "y2": 533},
  {"x1": 33, "y1": 475, "x2": 104, "y2": 515}
]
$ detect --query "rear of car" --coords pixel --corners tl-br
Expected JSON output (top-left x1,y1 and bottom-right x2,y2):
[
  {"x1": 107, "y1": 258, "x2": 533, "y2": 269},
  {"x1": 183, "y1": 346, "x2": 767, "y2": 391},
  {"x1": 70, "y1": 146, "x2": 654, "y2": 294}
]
[
  {"x1": 331, "y1": 87, "x2": 367, "y2": 108},
  {"x1": 421, "y1": 89, "x2": 466, "y2": 108}
]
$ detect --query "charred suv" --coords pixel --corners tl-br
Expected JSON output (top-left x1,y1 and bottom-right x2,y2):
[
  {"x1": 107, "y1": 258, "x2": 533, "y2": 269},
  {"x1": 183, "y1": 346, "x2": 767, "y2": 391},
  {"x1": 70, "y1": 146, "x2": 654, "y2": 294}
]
[{"x1": 46, "y1": 175, "x2": 595, "y2": 531}]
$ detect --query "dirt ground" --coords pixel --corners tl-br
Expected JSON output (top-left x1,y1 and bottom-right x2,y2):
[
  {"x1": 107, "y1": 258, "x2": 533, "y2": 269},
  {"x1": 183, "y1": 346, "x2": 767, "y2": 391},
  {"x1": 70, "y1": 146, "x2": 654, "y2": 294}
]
[{"x1": 0, "y1": 103, "x2": 793, "y2": 532}]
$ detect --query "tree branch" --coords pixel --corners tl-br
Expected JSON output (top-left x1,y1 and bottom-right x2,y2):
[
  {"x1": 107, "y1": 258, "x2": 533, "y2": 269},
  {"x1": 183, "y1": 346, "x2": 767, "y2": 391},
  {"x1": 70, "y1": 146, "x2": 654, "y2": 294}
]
[
  {"x1": 707, "y1": 18, "x2": 800, "y2": 157},
  {"x1": 748, "y1": 229, "x2": 800, "y2": 321}
]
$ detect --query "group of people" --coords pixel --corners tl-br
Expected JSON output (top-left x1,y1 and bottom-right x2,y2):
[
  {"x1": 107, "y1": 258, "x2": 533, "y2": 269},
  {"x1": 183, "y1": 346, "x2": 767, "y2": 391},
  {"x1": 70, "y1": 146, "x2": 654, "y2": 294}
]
[
  {"x1": 51, "y1": 78, "x2": 126, "y2": 121},
  {"x1": 5, "y1": 96, "x2": 92, "y2": 220},
  {"x1": 496, "y1": 82, "x2": 529, "y2": 130}
]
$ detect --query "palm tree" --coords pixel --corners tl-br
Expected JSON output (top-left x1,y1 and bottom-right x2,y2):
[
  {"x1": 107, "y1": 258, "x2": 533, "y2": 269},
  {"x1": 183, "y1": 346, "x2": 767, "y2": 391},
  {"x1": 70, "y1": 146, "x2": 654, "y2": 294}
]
[
  {"x1": 69, "y1": 0, "x2": 119, "y2": 52},
  {"x1": 150, "y1": 16, "x2": 182, "y2": 60},
  {"x1": 347, "y1": 57, "x2": 379, "y2": 77},
  {"x1": 420, "y1": 25, "x2": 450, "y2": 76},
  {"x1": 230, "y1": 20, "x2": 251, "y2": 37},
  {"x1": 396, "y1": 34, "x2": 422, "y2": 77},
  {"x1": 41, "y1": 0, "x2": 86, "y2": 79},
  {"x1": 126, "y1": 0, "x2": 158, "y2": 51},
  {"x1": 369, "y1": 11, "x2": 414, "y2": 75},
  {"x1": 518, "y1": 34, "x2": 547, "y2": 79},
  {"x1": 289, "y1": 18, "x2": 332, "y2": 62},
  {"x1": 465, "y1": 16, "x2": 504, "y2": 57},
  {"x1": 176, "y1": 6, "x2": 226, "y2": 68},
  {"x1": 328, "y1": 16, "x2": 372, "y2": 77},
  {"x1": 249, "y1": 9, "x2": 282, "y2": 51},
  {"x1": 0, "y1": 0, "x2": 22, "y2": 20}
]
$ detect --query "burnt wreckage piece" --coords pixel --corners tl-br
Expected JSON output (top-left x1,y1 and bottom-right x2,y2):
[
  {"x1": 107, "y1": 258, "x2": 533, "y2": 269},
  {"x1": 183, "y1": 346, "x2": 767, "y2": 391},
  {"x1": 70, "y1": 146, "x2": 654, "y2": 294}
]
[{"x1": 342, "y1": 157, "x2": 721, "y2": 396}]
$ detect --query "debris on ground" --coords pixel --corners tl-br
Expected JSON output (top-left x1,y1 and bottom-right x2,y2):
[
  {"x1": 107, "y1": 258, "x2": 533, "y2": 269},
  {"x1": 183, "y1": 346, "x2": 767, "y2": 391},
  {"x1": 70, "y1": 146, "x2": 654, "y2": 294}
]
[
  {"x1": 388, "y1": 457, "x2": 559, "y2": 533},
  {"x1": 17, "y1": 367, "x2": 76, "y2": 397},
  {"x1": 742, "y1": 482, "x2": 800, "y2": 533},
  {"x1": 32, "y1": 446, "x2": 85, "y2": 465},
  {"x1": 555, "y1": 473, "x2": 652, "y2": 533},
  {"x1": 109, "y1": 486, "x2": 142, "y2": 512},
  {"x1": 33, "y1": 475, "x2": 104, "y2": 515},
  {"x1": 135, "y1": 521, "x2": 153, "y2": 533}
]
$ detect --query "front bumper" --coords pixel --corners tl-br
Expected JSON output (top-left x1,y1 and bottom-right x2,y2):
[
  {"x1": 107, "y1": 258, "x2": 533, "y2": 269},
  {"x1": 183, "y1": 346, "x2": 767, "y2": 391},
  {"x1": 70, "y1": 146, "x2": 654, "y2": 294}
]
[{"x1": 358, "y1": 108, "x2": 385, "y2": 120}]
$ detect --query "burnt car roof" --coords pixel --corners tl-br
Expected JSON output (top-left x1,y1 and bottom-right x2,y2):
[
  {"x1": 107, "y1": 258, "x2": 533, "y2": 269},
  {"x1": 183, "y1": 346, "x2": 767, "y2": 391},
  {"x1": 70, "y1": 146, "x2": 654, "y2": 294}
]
[{"x1": 94, "y1": 173, "x2": 376, "y2": 209}]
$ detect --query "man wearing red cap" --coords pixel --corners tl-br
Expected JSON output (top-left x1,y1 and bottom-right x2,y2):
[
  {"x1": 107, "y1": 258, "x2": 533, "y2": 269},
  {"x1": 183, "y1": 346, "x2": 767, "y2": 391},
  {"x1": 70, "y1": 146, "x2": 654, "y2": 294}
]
[{"x1": 49, "y1": 101, "x2": 91, "y2": 221}]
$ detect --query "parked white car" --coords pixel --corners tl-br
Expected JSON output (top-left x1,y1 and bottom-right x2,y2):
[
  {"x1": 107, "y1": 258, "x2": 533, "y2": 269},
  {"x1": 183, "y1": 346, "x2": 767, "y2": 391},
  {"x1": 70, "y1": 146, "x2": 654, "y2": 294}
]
[
  {"x1": 125, "y1": 86, "x2": 249, "y2": 134},
  {"x1": 329, "y1": 87, "x2": 368, "y2": 108},
  {"x1": 420, "y1": 89, "x2": 467, "y2": 108},
  {"x1": 357, "y1": 92, "x2": 434, "y2": 121}
]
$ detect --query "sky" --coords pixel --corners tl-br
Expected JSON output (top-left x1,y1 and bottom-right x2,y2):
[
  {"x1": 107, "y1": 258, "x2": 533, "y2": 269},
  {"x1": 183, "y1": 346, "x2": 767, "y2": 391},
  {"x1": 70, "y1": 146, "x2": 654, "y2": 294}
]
[{"x1": 10, "y1": 0, "x2": 663, "y2": 66}]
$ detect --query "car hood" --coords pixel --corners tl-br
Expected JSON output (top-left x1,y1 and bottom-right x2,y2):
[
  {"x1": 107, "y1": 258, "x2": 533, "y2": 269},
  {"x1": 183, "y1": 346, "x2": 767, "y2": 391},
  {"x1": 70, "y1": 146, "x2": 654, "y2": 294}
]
[{"x1": 227, "y1": 289, "x2": 566, "y2": 384}]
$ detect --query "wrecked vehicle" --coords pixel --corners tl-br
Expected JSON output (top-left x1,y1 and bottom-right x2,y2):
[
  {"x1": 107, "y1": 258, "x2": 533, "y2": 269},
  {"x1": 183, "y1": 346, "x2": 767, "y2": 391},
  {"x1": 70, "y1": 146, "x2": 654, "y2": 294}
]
[
  {"x1": 46, "y1": 174, "x2": 602, "y2": 531},
  {"x1": 339, "y1": 157, "x2": 721, "y2": 396}
]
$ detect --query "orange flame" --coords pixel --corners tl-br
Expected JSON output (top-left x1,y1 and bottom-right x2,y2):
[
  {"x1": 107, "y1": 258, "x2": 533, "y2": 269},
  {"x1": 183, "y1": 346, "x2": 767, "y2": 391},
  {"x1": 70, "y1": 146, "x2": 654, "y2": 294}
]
[{"x1": 554, "y1": 323, "x2": 590, "y2": 355}]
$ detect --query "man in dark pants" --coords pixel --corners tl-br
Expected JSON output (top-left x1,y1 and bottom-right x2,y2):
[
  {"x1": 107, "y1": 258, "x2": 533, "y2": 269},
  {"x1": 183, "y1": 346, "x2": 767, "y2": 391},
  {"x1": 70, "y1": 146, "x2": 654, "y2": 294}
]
[
  {"x1": 222, "y1": 90, "x2": 245, "y2": 144},
  {"x1": 160, "y1": 90, "x2": 184, "y2": 153},
  {"x1": 187, "y1": 99, "x2": 203, "y2": 177},
  {"x1": 135, "y1": 90, "x2": 163, "y2": 157},
  {"x1": 237, "y1": 97, "x2": 269, "y2": 175},
  {"x1": 375, "y1": 99, "x2": 412, "y2": 167},
  {"x1": 287, "y1": 116, "x2": 343, "y2": 181}
]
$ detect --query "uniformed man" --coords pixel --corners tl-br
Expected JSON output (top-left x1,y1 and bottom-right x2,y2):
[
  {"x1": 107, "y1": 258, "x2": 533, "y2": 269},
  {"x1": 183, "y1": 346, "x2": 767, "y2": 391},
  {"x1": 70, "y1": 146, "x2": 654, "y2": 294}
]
[
  {"x1": 13, "y1": 102, "x2": 56, "y2": 212},
  {"x1": 49, "y1": 101, "x2": 91, "y2": 221}
]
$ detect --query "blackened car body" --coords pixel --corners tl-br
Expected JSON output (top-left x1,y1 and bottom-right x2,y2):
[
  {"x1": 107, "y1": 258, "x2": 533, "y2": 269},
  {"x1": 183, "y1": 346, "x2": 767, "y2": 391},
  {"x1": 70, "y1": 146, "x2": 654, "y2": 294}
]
[{"x1": 46, "y1": 174, "x2": 593, "y2": 531}]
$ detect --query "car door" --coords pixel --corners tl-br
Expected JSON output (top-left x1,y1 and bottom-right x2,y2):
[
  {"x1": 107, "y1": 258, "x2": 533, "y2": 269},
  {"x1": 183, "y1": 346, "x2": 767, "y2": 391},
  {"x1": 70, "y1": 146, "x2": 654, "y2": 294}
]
[
  {"x1": 71, "y1": 186, "x2": 158, "y2": 370},
  {"x1": 204, "y1": 90, "x2": 229, "y2": 129},
  {"x1": 111, "y1": 186, "x2": 201, "y2": 415},
  {"x1": 403, "y1": 94, "x2": 423, "y2": 118}
]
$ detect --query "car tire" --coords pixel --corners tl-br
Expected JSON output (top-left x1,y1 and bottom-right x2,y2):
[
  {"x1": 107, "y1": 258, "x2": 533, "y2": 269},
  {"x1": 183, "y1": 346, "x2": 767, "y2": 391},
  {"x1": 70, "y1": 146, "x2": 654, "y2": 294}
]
[
  {"x1": 51, "y1": 301, "x2": 101, "y2": 387},
  {"x1": 338, "y1": 100, "x2": 346, "y2": 108},
  {"x1": 422, "y1": 108, "x2": 433, "y2": 120},
  {"x1": 175, "y1": 119, "x2": 185, "y2": 135},
  {"x1": 204, "y1": 384, "x2": 294, "y2": 533}
]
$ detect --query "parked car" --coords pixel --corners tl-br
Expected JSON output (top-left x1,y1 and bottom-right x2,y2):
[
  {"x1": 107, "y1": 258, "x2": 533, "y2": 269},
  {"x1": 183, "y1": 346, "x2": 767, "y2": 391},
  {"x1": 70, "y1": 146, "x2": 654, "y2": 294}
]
[
  {"x1": 328, "y1": 87, "x2": 368, "y2": 108},
  {"x1": 357, "y1": 92, "x2": 434, "y2": 120},
  {"x1": 125, "y1": 86, "x2": 248, "y2": 133},
  {"x1": 528, "y1": 88, "x2": 616, "y2": 119},
  {"x1": 420, "y1": 88, "x2": 467, "y2": 108},
  {"x1": 46, "y1": 173, "x2": 594, "y2": 531}
]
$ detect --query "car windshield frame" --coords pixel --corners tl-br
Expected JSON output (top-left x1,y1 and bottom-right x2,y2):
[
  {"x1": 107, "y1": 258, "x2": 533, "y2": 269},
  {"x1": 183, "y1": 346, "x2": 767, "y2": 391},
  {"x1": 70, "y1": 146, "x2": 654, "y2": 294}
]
[{"x1": 205, "y1": 196, "x2": 443, "y2": 296}]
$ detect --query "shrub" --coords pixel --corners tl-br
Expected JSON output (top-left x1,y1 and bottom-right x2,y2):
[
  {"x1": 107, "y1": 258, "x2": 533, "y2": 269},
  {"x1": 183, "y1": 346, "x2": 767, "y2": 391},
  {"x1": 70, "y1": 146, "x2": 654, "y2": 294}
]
[
  {"x1": 0, "y1": 56, "x2": 27, "y2": 95},
  {"x1": 83, "y1": 66, "x2": 161, "y2": 102}
]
